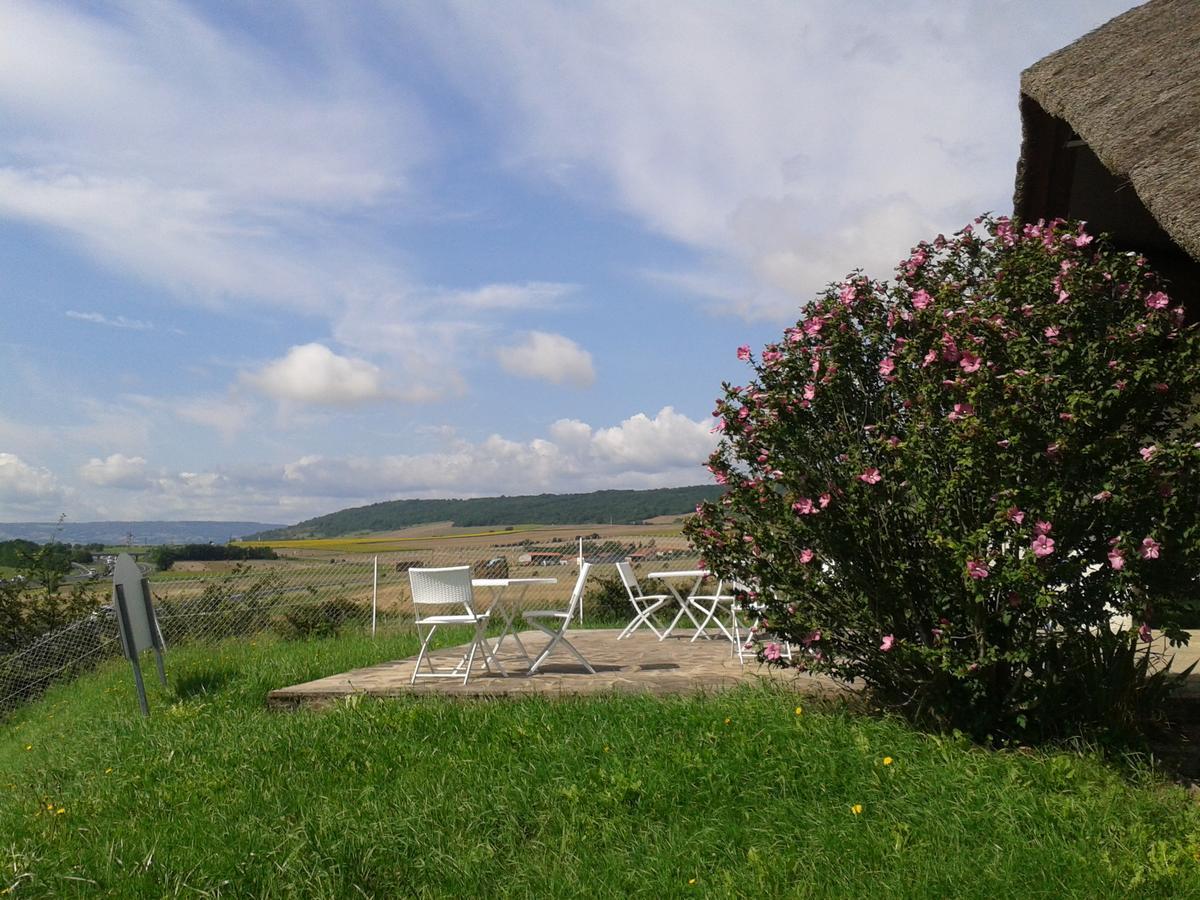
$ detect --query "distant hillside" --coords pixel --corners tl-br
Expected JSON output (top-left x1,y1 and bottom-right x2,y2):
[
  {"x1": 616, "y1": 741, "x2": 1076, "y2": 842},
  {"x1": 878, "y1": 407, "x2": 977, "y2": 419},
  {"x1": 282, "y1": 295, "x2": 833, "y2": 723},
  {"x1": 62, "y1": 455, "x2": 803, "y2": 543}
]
[
  {"x1": 248, "y1": 485, "x2": 724, "y2": 540},
  {"x1": 0, "y1": 521, "x2": 285, "y2": 546}
]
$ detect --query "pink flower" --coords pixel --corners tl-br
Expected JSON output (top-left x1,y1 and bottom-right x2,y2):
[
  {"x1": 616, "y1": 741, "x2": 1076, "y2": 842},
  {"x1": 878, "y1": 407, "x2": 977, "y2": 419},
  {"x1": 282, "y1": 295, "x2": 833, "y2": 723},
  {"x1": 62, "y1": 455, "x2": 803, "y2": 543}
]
[
  {"x1": 764, "y1": 642, "x2": 782, "y2": 661},
  {"x1": 1033, "y1": 520, "x2": 1052, "y2": 536},
  {"x1": 1059, "y1": 412, "x2": 1073, "y2": 421},
  {"x1": 959, "y1": 352, "x2": 981, "y2": 373},
  {"x1": 859, "y1": 468, "x2": 882, "y2": 485},
  {"x1": 996, "y1": 439, "x2": 1010, "y2": 449},
  {"x1": 1074, "y1": 231, "x2": 1093, "y2": 248},
  {"x1": 966, "y1": 559, "x2": 990, "y2": 580},
  {"x1": 1030, "y1": 534, "x2": 1055, "y2": 558},
  {"x1": 912, "y1": 289, "x2": 932, "y2": 310},
  {"x1": 879, "y1": 357, "x2": 896, "y2": 377},
  {"x1": 802, "y1": 630, "x2": 821, "y2": 646},
  {"x1": 1007, "y1": 507, "x2": 1025, "y2": 525},
  {"x1": 803, "y1": 383, "x2": 816, "y2": 401},
  {"x1": 1140, "y1": 537, "x2": 1161, "y2": 560},
  {"x1": 1140, "y1": 445, "x2": 1157, "y2": 462},
  {"x1": 839, "y1": 283, "x2": 857, "y2": 306},
  {"x1": 1093, "y1": 490, "x2": 1112, "y2": 501},
  {"x1": 799, "y1": 548, "x2": 815, "y2": 564},
  {"x1": 880, "y1": 634, "x2": 895, "y2": 652},
  {"x1": 1154, "y1": 383, "x2": 1169, "y2": 394},
  {"x1": 792, "y1": 497, "x2": 816, "y2": 515},
  {"x1": 1145, "y1": 291, "x2": 1170, "y2": 310},
  {"x1": 947, "y1": 402, "x2": 974, "y2": 421},
  {"x1": 940, "y1": 333, "x2": 960, "y2": 362},
  {"x1": 1046, "y1": 443, "x2": 1061, "y2": 460},
  {"x1": 802, "y1": 316, "x2": 825, "y2": 336},
  {"x1": 819, "y1": 492, "x2": 832, "y2": 508},
  {"x1": 1107, "y1": 547, "x2": 1125, "y2": 570},
  {"x1": 1139, "y1": 623, "x2": 1152, "y2": 643},
  {"x1": 736, "y1": 345, "x2": 751, "y2": 361},
  {"x1": 921, "y1": 349, "x2": 938, "y2": 368}
]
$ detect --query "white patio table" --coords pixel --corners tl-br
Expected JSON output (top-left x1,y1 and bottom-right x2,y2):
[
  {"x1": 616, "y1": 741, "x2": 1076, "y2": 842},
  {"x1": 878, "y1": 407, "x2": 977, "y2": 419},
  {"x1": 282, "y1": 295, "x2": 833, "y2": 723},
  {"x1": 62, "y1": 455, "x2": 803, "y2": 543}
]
[
  {"x1": 472, "y1": 577, "x2": 558, "y2": 665},
  {"x1": 644, "y1": 569, "x2": 717, "y2": 641}
]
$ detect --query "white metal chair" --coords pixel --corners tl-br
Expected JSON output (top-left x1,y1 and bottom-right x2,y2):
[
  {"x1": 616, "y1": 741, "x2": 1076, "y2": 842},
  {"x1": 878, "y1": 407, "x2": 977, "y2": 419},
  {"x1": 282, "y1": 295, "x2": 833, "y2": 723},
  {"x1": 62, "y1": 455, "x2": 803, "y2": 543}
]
[
  {"x1": 408, "y1": 565, "x2": 504, "y2": 684},
  {"x1": 686, "y1": 576, "x2": 736, "y2": 643},
  {"x1": 523, "y1": 563, "x2": 594, "y2": 674},
  {"x1": 615, "y1": 561, "x2": 670, "y2": 640},
  {"x1": 729, "y1": 583, "x2": 793, "y2": 665}
]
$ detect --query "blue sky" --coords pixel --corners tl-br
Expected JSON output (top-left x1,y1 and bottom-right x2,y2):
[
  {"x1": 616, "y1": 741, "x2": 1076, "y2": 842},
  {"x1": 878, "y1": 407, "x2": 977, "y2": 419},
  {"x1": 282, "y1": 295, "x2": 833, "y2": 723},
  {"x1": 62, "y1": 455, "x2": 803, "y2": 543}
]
[{"x1": 0, "y1": 0, "x2": 1137, "y2": 523}]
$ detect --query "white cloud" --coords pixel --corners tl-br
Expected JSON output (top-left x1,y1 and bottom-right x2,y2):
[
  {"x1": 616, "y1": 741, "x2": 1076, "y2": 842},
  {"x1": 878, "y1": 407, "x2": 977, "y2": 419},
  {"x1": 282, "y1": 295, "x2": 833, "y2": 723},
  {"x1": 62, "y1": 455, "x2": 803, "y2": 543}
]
[
  {"x1": 0, "y1": 452, "x2": 65, "y2": 516},
  {"x1": 79, "y1": 453, "x2": 148, "y2": 488},
  {"x1": 445, "y1": 281, "x2": 576, "y2": 311},
  {"x1": 402, "y1": 0, "x2": 1136, "y2": 319},
  {"x1": 242, "y1": 343, "x2": 391, "y2": 407},
  {"x1": 172, "y1": 393, "x2": 259, "y2": 443},
  {"x1": 66, "y1": 309, "x2": 154, "y2": 330},
  {"x1": 497, "y1": 331, "x2": 595, "y2": 387}
]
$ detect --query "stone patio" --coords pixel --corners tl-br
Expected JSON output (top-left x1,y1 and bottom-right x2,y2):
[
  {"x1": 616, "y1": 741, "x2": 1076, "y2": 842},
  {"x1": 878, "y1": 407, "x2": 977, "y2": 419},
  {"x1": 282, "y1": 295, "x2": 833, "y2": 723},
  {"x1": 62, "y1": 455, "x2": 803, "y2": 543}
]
[{"x1": 267, "y1": 628, "x2": 850, "y2": 709}]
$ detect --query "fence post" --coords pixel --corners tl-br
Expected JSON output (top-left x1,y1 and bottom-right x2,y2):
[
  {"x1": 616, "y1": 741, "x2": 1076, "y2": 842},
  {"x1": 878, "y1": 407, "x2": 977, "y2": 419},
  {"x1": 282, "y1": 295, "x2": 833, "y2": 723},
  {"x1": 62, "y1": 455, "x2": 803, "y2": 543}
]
[
  {"x1": 371, "y1": 556, "x2": 378, "y2": 637},
  {"x1": 577, "y1": 537, "x2": 584, "y2": 624}
]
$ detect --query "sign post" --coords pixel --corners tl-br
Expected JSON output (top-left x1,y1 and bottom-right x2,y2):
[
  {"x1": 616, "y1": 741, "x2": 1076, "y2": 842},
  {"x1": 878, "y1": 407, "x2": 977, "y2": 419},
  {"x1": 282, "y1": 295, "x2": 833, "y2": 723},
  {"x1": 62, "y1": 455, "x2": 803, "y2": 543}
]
[{"x1": 111, "y1": 553, "x2": 167, "y2": 717}]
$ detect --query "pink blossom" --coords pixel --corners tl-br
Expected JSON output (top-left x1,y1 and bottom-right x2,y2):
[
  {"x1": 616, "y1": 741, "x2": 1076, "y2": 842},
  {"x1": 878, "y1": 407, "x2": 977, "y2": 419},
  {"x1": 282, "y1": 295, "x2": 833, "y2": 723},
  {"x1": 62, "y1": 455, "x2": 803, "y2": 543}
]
[
  {"x1": 921, "y1": 349, "x2": 938, "y2": 368},
  {"x1": 879, "y1": 357, "x2": 896, "y2": 377},
  {"x1": 1139, "y1": 623, "x2": 1152, "y2": 643},
  {"x1": 819, "y1": 492, "x2": 832, "y2": 508},
  {"x1": 1030, "y1": 534, "x2": 1055, "y2": 558},
  {"x1": 1140, "y1": 537, "x2": 1161, "y2": 560},
  {"x1": 947, "y1": 402, "x2": 974, "y2": 421},
  {"x1": 1059, "y1": 412, "x2": 1074, "y2": 421},
  {"x1": 1046, "y1": 443, "x2": 1061, "y2": 460},
  {"x1": 1154, "y1": 383, "x2": 1169, "y2": 394},
  {"x1": 1140, "y1": 445, "x2": 1157, "y2": 462},
  {"x1": 1007, "y1": 507, "x2": 1025, "y2": 525},
  {"x1": 880, "y1": 634, "x2": 895, "y2": 652},
  {"x1": 1092, "y1": 490, "x2": 1112, "y2": 502},
  {"x1": 940, "y1": 332, "x2": 960, "y2": 362},
  {"x1": 802, "y1": 630, "x2": 821, "y2": 646},
  {"x1": 959, "y1": 352, "x2": 982, "y2": 373},
  {"x1": 764, "y1": 642, "x2": 782, "y2": 661},
  {"x1": 1145, "y1": 291, "x2": 1171, "y2": 310},
  {"x1": 803, "y1": 383, "x2": 816, "y2": 401},
  {"x1": 859, "y1": 468, "x2": 882, "y2": 485},
  {"x1": 1107, "y1": 547, "x2": 1125, "y2": 570},
  {"x1": 996, "y1": 439, "x2": 1010, "y2": 449},
  {"x1": 1033, "y1": 520, "x2": 1052, "y2": 537},
  {"x1": 1074, "y1": 231, "x2": 1093, "y2": 248},
  {"x1": 966, "y1": 559, "x2": 990, "y2": 580},
  {"x1": 912, "y1": 289, "x2": 932, "y2": 310},
  {"x1": 1044, "y1": 326, "x2": 1060, "y2": 344},
  {"x1": 736, "y1": 345, "x2": 751, "y2": 361},
  {"x1": 1116, "y1": 380, "x2": 1127, "y2": 392},
  {"x1": 802, "y1": 316, "x2": 825, "y2": 336},
  {"x1": 839, "y1": 283, "x2": 857, "y2": 306},
  {"x1": 799, "y1": 548, "x2": 815, "y2": 564},
  {"x1": 792, "y1": 497, "x2": 816, "y2": 515}
]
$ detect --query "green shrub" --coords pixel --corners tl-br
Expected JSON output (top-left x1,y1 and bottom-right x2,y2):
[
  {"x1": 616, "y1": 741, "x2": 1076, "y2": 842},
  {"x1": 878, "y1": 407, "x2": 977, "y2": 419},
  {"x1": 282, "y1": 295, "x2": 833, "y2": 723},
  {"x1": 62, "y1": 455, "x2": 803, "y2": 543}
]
[
  {"x1": 687, "y1": 216, "x2": 1200, "y2": 743},
  {"x1": 585, "y1": 571, "x2": 631, "y2": 622},
  {"x1": 275, "y1": 597, "x2": 364, "y2": 641}
]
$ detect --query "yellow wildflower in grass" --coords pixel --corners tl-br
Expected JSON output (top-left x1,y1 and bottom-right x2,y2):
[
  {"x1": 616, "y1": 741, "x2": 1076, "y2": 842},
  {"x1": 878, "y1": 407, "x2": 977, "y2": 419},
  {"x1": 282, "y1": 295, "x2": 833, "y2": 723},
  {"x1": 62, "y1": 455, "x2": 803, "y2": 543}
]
[
  {"x1": 851, "y1": 804, "x2": 863, "y2": 815},
  {"x1": 724, "y1": 717, "x2": 731, "y2": 725},
  {"x1": 55, "y1": 808, "x2": 65, "y2": 815},
  {"x1": 104, "y1": 768, "x2": 113, "y2": 774},
  {"x1": 688, "y1": 878, "x2": 697, "y2": 885},
  {"x1": 794, "y1": 706, "x2": 803, "y2": 716},
  {"x1": 883, "y1": 756, "x2": 894, "y2": 766}
]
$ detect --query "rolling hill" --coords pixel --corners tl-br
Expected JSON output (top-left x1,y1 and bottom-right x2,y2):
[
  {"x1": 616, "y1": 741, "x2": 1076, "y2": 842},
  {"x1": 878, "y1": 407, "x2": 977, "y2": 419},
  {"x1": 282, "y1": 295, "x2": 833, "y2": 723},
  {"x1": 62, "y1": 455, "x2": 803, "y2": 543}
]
[{"x1": 247, "y1": 485, "x2": 724, "y2": 540}]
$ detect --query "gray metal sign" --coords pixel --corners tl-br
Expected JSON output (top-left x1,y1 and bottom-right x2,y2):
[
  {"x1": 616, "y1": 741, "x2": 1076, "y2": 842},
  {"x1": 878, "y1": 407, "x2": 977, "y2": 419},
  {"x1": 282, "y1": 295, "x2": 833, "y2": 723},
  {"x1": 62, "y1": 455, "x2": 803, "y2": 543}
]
[{"x1": 111, "y1": 553, "x2": 167, "y2": 716}]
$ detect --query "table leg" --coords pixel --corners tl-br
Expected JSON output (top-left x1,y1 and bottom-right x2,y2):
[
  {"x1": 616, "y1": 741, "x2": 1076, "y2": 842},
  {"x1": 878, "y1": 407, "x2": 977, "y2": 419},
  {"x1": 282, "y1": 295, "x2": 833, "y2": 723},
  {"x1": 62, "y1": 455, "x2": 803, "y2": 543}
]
[
  {"x1": 658, "y1": 580, "x2": 708, "y2": 641},
  {"x1": 489, "y1": 587, "x2": 532, "y2": 663}
]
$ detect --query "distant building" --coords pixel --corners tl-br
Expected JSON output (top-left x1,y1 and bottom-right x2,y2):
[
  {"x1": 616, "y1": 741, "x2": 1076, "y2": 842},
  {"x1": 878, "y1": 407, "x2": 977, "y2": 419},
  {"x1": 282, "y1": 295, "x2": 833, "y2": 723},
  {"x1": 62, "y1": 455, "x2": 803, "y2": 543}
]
[
  {"x1": 1013, "y1": 0, "x2": 1200, "y2": 307},
  {"x1": 518, "y1": 551, "x2": 564, "y2": 566}
]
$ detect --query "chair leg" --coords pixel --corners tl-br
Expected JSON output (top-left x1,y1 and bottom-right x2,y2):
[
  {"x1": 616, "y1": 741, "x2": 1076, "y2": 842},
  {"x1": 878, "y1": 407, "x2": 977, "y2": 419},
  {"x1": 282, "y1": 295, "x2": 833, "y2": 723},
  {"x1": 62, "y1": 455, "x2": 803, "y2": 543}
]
[
  {"x1": 410, "y1": 623, "x2": 440, "y2": 683},
  {"x1": 527, "y1": 620, "x2": 595, "y2": 675}
]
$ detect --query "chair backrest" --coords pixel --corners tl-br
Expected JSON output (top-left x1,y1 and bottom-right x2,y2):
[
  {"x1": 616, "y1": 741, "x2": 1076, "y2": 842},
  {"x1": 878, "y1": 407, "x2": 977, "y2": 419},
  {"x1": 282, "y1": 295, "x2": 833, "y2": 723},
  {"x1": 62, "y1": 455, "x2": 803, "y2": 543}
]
[
  {"x1": 408, "y1": 566, "x2": 477, "y2": 619},
  {"x1": 614, "y1": 561, "x2": 641, "y2": 599},
  {"x1": 563, "y1": 562, "x2": 592, "y2": 619}
]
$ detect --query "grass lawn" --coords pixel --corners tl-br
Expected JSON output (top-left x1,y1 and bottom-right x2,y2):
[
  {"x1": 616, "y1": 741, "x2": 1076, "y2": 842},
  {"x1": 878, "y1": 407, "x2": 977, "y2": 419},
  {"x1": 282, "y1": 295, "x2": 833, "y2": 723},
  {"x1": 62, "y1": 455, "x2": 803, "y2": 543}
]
[{"x1": 3, "y1": 631, "x2": 1200, "y2": 898}]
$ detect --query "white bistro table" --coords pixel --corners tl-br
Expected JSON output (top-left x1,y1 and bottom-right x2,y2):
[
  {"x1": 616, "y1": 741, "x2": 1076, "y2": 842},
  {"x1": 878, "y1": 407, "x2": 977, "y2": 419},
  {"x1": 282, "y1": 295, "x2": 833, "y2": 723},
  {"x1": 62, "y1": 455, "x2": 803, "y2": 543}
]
[
  {"x1": 644, "y1": 569, "x2": 718, "y2": 641},
  {"x1": 472, "y1": 577, "x2": 557, "y2": 666}
]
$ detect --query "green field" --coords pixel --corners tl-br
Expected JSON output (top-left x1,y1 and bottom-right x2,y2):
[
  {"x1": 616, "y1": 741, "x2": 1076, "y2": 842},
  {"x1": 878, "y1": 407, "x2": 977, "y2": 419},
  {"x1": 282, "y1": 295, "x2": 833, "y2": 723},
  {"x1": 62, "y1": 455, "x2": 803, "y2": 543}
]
[{"x1": 3, "y1": 631, "x2": 1200, "y2": 897}]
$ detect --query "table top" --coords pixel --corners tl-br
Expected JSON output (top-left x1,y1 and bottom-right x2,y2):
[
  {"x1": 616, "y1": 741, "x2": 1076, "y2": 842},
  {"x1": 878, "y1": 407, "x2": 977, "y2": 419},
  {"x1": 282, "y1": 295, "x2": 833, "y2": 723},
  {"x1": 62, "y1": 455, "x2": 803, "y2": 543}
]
[
  {"x1": 645, "y1": 569, "x2": 710, "y2": 580},
  {"x1": 472, "y1": 577, "x2": 558, "y2": 587}
]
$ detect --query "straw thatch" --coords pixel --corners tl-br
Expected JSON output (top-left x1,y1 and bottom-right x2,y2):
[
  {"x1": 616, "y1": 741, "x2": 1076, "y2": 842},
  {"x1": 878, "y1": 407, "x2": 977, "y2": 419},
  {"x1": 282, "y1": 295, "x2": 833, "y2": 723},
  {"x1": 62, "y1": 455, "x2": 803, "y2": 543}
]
[{"x1": 1014, "y1": 0, "x2": 1200, "y2": 262}]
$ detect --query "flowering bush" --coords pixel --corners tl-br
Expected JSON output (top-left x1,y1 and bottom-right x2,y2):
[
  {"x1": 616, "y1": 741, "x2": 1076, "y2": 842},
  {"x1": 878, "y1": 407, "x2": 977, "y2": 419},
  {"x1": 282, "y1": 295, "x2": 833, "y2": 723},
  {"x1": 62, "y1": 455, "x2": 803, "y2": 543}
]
[{"x1": 686, "y1": 216, "x2": 1200, "y2": 741}]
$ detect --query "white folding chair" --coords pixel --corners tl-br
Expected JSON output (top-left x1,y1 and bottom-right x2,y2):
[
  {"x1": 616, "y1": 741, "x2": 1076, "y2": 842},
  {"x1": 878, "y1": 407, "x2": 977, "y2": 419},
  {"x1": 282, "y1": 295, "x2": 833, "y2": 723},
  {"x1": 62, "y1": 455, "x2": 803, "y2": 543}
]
[
  {"x1": 523, "y1": 563, "x2": 595, "y2": 674},
  {"x1": 408, "y1": 565, "x2": 504, "y2": 684},
  {"x1": 730, "y1": 584, "x2": 793, "y2": 665},
  {"x1": 686, "y1": 577, "x2": 736, "y2": 643},
  {"x1": 615, "y1": 561, "x2": 670, "y2": 640}
]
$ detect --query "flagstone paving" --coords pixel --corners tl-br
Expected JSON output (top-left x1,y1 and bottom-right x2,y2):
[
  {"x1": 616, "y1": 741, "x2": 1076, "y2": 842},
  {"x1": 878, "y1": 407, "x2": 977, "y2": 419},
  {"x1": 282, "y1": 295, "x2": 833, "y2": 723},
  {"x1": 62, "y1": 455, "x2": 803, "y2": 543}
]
[{"x1": 267, "y1": 628, "x2": 851, "y2": 709}]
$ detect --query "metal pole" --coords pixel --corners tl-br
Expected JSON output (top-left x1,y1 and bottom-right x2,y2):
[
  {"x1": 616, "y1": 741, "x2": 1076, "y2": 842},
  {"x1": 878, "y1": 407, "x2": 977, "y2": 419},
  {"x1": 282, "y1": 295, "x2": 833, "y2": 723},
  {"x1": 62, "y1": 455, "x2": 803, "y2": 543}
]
[
  {"x1": 577, "y1": 537, "x2": 584, "y2": 624},
  {"x1": 371, "y1": 555, "x2": 378, "y2": 637}
]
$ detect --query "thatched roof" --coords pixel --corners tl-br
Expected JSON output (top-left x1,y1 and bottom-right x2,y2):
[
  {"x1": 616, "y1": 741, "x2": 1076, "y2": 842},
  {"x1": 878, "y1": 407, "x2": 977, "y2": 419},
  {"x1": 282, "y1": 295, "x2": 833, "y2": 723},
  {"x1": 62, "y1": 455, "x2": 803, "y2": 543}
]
[{"x1": 1014, "y1": 0, "x2": 1200, "y2": 262}]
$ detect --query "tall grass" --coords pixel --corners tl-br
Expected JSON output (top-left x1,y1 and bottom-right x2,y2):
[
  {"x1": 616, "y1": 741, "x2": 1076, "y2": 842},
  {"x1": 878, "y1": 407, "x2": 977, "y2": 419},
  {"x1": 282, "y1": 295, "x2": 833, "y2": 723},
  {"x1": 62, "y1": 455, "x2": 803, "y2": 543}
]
[{"x1": 2, "y1": 632, "x2": 1199, "y2": 897}]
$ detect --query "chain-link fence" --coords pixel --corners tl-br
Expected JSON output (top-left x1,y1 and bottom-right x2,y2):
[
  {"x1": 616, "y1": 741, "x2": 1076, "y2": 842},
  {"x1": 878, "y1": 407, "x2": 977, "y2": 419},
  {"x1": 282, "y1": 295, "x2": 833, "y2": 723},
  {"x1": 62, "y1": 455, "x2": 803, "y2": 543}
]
[{"x1": 1, "y1": 533, "x2": 699, "y2": 716}]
